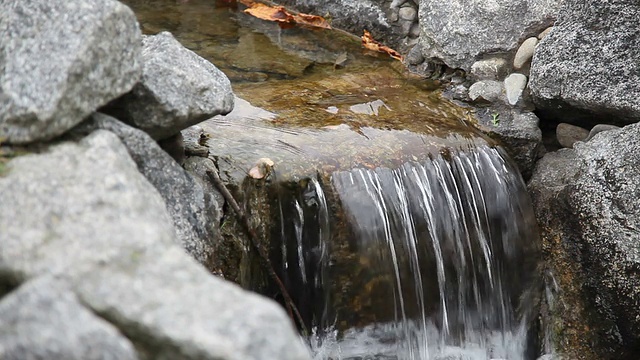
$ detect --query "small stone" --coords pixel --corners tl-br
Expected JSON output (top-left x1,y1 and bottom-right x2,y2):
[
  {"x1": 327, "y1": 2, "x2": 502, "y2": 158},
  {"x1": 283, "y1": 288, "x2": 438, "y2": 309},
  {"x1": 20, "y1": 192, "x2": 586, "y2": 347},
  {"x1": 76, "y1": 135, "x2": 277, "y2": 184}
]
[
  {"x1": 504, "y1": 73, "x2": 528, "y2": 105},
  {"x1": 538, "y1": 27, "x2": 553, "y2": 40},
  {"x1": 584, "y1": 124, "x2": 620, "y2": 142},
  {"x1": 399, "y1": 6, "x2": 418, "y2": 22},
  {"x1": 409, "y1": 22, "x2": 421, "y2": 38},
  {"x1": 556, "y1": 123, "x2": 589, "y2": 148},
  {"x1": 468, "y1": 81, "x2": 504, "y2": 103},
  {"x1": 513, "y1": 37, "x2": 538, "y2": 70},
  {"x1": 470, "y1": 58, "x2": 509, "y2": 80}
]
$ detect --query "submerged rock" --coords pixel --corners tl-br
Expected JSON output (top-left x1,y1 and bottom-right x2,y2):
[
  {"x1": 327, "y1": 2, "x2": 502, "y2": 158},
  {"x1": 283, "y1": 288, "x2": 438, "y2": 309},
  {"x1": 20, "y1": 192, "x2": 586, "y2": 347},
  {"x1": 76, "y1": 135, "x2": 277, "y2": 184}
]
[
  {"x1": 529, "y1": 0, "x2": 640, "y2": 125},
  {"x1": 104, "y1": 31, "x2": 234, "y2": 140},
  {"x1": 417, "y1": 0, "x2": 559, "y2": 71},
  {"x1": 529, "y1": 122, "x2": 640, "y2": 358},
  {"x1": 0, "y1": 0, "x2": 142, "y2": 144},
  {"x1": 0, "y1": 278, "x2": 138, "y2": 360}
]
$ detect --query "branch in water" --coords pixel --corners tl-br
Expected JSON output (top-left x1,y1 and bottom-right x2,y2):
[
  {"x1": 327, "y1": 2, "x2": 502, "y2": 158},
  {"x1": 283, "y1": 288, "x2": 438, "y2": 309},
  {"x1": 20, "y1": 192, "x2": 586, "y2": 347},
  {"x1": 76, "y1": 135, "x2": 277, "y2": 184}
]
[{"x1": 204, "y1": 159, "x2": 308, "y2": 336}]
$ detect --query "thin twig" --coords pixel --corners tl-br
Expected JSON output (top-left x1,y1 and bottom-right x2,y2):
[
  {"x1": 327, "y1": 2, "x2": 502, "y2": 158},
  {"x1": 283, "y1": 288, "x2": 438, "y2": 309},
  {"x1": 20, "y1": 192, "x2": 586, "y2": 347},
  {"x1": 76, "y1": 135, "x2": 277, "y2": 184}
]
[{"x1": 204, "y1": 160, "x2": 309, "y2": 336}]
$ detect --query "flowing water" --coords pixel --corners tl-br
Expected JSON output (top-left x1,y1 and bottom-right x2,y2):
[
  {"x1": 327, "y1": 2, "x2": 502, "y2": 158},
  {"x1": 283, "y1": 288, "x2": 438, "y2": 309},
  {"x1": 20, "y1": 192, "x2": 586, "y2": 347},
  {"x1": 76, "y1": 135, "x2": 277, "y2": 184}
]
[{"x1": 123, "y1": 1, "x2": 542, "y2": 358}]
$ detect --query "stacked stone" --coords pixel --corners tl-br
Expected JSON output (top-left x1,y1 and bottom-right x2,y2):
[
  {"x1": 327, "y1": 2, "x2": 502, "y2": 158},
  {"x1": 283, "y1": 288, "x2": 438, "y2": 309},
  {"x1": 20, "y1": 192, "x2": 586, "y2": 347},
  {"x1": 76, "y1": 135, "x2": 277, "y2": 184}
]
[{"x1": 0, "y1": 1, "x2": 311, "y2": 359}]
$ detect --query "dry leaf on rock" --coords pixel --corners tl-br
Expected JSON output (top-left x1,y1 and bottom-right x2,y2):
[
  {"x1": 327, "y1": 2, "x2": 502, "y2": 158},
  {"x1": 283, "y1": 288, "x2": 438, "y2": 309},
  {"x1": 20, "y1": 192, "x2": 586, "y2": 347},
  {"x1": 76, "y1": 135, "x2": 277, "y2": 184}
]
[
  {"x1": 361, "y1": 30, "x2": 403, "y2": 61},
  {"x1": 241, "y1": 1, "x2": 331, "y2": 30}
]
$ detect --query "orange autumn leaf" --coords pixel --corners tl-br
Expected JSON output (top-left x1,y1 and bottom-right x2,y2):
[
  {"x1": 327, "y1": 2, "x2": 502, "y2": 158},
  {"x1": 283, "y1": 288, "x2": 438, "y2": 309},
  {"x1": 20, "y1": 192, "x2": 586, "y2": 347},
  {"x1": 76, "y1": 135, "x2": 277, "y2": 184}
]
[
  {"x1": 242, "y1": 1, "x2": 331, "y2": 30},
  {"x1": 361, "y1": 30, "x2": 403, "y2": 61},
  {"x1": 293, "y1": 12, "x2": 331, "y2": 30},
  {"x1": 244, "y1": 3, "x2": 295, "y2": 24}
]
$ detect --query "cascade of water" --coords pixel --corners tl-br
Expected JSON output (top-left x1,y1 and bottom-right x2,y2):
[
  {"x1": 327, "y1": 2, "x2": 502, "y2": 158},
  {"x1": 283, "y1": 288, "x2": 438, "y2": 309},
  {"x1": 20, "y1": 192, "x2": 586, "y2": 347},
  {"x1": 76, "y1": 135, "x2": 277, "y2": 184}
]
[{"x1": 270, "y1": 145, "x2": 540, "y2": 360}]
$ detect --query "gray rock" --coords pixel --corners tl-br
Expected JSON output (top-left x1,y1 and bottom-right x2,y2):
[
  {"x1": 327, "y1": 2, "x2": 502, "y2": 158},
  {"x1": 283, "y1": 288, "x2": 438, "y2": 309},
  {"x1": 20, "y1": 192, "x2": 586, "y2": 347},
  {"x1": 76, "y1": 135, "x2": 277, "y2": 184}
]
[
  {"x1": 513, "y1": 37, "x2": 538, "y2": 70},
  {"x1": 105, "y1": 32, "x2": 234, "y2": 140},
  {"x1": 476, "y1": 106, "x2": 542, "y2": 178},
  {"x1": 470, "y1": 58, "x2": 510, "y2": 80},
  {"x1": 529, "y1": 122, "x2": 640, "y2": 357},
  {"x1": 0, "y1": 0, "x2": 141, "y2": 145},
  {"x1": 584, "y1": 123, "x2": 620, "y2": 142},
  {"x1": 418, "y1": 0, "x2": 560, "y2": 71},
  {"x1": 555, "y1": 123, "x2": 589, "y2": 148},
  {"x1": 504, "y1": 73, "x2": 528, "y2": 105},
  {"x1": 529, "y1": 0, "x2": 640, "y2": 125},
  {"x1": 0, "y1": 130, "x2": 176, "y2": 278},
  {"x1": 0, "y1": 278, "x2": 138, "y2": 360},
  {"x1": 0, "y1": 130, "x2": 311, "y2": 360},
  {"x1": 76, "y1": 113, "x2": 222, "y2": 265},
  {"x1": 468, "y1": 80, "x2": 504, "y2": 103}
]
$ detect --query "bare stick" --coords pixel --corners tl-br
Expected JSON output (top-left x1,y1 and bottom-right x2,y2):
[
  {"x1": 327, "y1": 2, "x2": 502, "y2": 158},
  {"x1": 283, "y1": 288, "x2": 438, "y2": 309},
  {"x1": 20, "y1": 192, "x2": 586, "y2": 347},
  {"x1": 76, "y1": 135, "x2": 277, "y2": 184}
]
[{"x1": 204, "y1": 160, "x2": 309, "y2": 336}]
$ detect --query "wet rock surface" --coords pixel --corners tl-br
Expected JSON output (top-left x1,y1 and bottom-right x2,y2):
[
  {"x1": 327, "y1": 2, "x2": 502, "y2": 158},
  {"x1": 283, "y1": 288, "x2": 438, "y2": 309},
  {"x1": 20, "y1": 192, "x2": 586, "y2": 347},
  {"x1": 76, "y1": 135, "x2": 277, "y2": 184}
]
[
  {"x1": 104, "y1": 31, "x2": 234, "y2": 140},
  {"x1": 529, "y1": 0, "x2": 640, "y2": 126},
  {"x1": 0, "y1": 0, "x2": 142, "y2": 144},
  {"x1": 529, "y1": 122, "x2": 640, "y2": 358},
  {"x1": 474, "y1": 105, "x2": 542, "y2": 178}
]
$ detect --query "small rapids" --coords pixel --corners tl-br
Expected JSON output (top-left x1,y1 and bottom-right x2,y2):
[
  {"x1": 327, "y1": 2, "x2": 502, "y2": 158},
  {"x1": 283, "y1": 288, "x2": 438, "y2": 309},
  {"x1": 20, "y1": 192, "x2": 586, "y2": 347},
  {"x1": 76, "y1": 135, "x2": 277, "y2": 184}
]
[{"x1": 271, "y1": 145, "x2": 540, "y2": 360}]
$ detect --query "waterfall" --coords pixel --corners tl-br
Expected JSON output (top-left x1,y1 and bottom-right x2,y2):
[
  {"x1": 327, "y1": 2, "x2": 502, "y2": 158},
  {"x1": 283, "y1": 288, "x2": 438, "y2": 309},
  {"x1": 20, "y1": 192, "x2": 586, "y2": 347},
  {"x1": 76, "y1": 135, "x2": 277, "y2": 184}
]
[{"x1": 262, "y1": 145, "x2": 540, "y2": 360}]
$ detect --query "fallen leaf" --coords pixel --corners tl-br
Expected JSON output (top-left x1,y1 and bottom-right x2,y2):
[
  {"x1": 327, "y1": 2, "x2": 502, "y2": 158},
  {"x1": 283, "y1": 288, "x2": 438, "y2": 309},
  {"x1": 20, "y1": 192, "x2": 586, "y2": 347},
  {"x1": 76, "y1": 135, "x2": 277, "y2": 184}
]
[
  {"x1": 293, "y1": 12, "x2": 331, "y2": 29},
  {"x1": 361, "y1": 30, "x2": 403, "y2": 61},
  {"x1": 242, "y1": 1, "x2": 331, "y2": 30},
  {"x1": 244, "y1": 3, "x2": 295, "y2": 24}
]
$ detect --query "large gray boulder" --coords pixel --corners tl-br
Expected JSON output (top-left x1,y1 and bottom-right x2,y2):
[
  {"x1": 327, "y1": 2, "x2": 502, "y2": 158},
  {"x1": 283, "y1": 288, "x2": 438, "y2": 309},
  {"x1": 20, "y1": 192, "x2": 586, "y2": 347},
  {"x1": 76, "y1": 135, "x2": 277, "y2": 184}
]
[
  {"x1": 529, "y1": 122, "x2": 640, "y2": 358},
  {"x1": 75, "y1": 113, "x2": 223, "y2": 266},
  {"x1": 104, "y1": 32, "x2": 234, "y2": 140},
  {"x1": 0, "y1": 130, "x2": 311, "y2": 360},
  {"x1": 418, "y1": 0, "x2": 560, "y2": 71},
  {"x1": 529, "y1": 0, "x2": 640, "y2": 125},
  {"x1": 0, "y1": 0, "x2": 141, "y2": 144},
  {"x1": 0, "y1": 278, "x2": 138, "y2": 360}
]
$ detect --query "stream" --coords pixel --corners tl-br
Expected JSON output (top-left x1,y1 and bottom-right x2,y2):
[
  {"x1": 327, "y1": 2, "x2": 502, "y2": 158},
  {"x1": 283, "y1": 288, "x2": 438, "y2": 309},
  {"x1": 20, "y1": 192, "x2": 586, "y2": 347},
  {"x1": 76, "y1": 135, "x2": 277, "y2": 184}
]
[{"x1": 123, "y1": 1, "x2": 542, "y2": 359}]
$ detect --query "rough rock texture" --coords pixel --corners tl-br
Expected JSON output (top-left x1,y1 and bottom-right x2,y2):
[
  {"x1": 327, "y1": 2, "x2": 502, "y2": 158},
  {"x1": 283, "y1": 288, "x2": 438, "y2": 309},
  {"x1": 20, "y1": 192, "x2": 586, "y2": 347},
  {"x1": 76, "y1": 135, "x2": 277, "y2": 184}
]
[
  {"x1": 529, "y1": 0, "x2": 640, "y2": 125},
  {"x1": 0, "y1": 0, "x2": 141, "y2": 144},
  {"x1": 0, "y1": 278, "x2": 138, "y2": 360},
  {"x1": 75, "y1": 113, "x2": 223, "y2": 265},
  {"x1": 529, "y1": 122, "x2": 640, "y2": 358},
  {"x1": 468, "y1": 80, "x2": 504, "y2": 103},
  {"x1": 470, "y1": 57, "x2": 510, "y2": 80},
  {"x1": 104, "y1": 32, "x2": 234, "y2": 140},
  {"x1": 0, "y1": 130, "x2": 311, "y2": 360},
  {"x1": 475, "y1": 106, "x2": 542, "y2": 178},
  {"x1": 418, "y1": 0, "x2": 560, "y2": 71}
]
